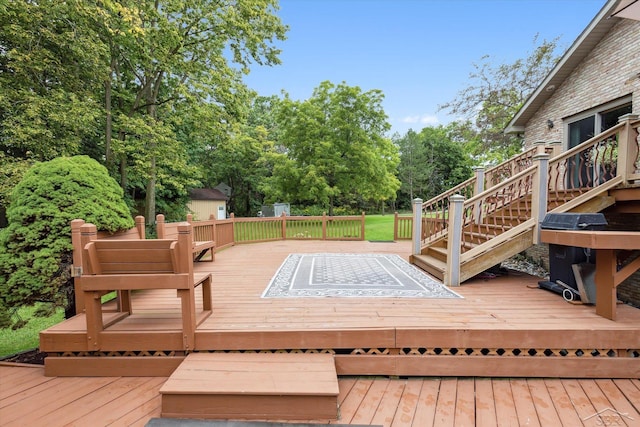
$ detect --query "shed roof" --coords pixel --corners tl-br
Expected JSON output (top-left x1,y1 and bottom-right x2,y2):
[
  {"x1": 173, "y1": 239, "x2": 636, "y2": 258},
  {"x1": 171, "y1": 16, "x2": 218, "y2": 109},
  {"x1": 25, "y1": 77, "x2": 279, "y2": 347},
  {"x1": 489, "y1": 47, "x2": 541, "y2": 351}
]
[
  {"x1": 188, "y1": 188, "x2": 229, "y2": 201},
  {"x1": 505, "y1": 0, "x2": 623, "y2": 133}
]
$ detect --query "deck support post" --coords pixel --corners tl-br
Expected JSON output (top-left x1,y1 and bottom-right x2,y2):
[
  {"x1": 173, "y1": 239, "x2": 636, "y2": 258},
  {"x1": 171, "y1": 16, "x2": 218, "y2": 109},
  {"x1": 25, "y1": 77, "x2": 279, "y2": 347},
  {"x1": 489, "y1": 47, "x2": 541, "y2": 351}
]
[
  {"x1": 412, "y1": 198, "x2": 423, "y2": 256},
  {"x1": 532, "y1": 153, "x2": 549, "y2": 244},
  {"x1": 446, "y1": 194, "x2": 465, "y2": 287}
]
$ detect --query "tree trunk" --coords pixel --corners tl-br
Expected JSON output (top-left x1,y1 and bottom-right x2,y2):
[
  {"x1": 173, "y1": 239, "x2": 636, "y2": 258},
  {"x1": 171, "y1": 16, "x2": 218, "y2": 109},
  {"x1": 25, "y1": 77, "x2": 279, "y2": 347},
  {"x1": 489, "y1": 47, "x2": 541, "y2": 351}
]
[
  {"x1": 105, "y1": 79, "x2": 112, "y2": 168},
  {"x1": 145, "y1": 155, "x2": 156, "y2": 225}
]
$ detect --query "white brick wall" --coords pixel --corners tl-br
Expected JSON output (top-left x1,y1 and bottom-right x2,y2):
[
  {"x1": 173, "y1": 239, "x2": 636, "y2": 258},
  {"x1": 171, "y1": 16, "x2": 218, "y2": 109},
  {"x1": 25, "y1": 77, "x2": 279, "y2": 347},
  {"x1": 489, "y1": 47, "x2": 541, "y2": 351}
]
[{"x1": 524, "y1": 19, "x2": 640, "y2": 148}]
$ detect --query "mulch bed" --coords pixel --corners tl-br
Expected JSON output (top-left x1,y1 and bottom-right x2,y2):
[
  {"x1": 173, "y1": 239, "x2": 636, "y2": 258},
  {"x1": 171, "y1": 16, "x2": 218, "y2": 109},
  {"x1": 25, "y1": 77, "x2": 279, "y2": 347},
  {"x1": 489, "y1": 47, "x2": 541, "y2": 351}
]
[{"x1": 1, "y1": 348, "x2": 46, "y2": 365}]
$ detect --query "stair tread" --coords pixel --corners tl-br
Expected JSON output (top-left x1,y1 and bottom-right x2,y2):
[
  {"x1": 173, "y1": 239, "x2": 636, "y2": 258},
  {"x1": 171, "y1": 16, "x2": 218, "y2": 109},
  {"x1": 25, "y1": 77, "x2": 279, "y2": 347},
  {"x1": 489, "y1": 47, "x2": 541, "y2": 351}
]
[
  {"x1": 160, "y1": 352, "x2": 339, "y2": 396},
  {"x1": 413, "y1": 254, "x2": 446, "y2": 271}
]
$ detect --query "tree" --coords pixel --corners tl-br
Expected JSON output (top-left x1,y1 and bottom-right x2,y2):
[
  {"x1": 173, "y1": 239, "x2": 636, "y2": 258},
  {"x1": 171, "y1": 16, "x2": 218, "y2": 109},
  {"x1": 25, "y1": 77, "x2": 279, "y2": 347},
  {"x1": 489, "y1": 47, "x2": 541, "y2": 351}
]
[
  {"x1": 0, "y1": 0, "x2": 105, "y2": 161},
  {"x1": 395, "y1": 125, "x2": 472, "y2": 208},
  {"x1": 99, "y1": 0, "x2": 288, "y2": 224},
  {"x1": 196, "y1": 96, "x2": 282, "y2": 217},
  {"x1": 439, "y1": 36, "x2": 560, "y2": 161},
  {"x1": 0, "y1": 156, "x2": 134, "y2": 327},
  {"x1": 264, "y1": 81, "x2": 400, "y2": 215}
]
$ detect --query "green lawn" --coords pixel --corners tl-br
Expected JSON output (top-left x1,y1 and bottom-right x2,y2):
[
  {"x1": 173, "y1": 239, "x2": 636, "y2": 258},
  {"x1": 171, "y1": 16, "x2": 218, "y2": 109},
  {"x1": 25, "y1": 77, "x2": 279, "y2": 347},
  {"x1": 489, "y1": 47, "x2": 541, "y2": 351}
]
[
  {"x1": 0, "y1": 304, "x2": 64, "y2": 357},
  {"x1": 365, "y1": 214, "x2": 396, "y2": 241}
]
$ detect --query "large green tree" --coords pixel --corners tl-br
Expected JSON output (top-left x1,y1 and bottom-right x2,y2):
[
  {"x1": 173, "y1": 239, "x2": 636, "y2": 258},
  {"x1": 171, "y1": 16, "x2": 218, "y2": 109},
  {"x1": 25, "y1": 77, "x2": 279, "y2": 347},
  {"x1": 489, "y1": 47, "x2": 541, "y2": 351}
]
[
  {"x1": 198, "y1": 96, "x2": 281, "y2": 217},
  {"x1": 1, "y1": 0, "x2": 287, "y2": 224},
  {"x1": 0, "y1": 156, "x2": 134, "y2": 326},
  {"x1": 439, "y1": 36, "x2": 560, "y2": 162},
  {"x1": 264, "y1": 81, "x2": 400, "y2": 215},
  {"x1": 395, "y1": 125, "x2": 472, "y2": 208},
  {"x1": 100, "y1": 0, "x2": 287, "y2": 224},
  {"x1": 0, "y1": 1, "x2": 105, "y2": 160}
]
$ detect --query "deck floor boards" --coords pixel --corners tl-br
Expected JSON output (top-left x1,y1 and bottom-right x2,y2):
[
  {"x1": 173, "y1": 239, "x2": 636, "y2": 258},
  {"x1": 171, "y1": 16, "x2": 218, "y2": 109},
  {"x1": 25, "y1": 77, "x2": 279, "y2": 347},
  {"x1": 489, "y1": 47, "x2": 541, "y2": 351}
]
[
  {"x1": 3, "y1": 364, "x2": 640, "y2": 426},
  {"x1": 19, "y1": 239, "x2": 640, "y2": 424},
  {"x1": 42, "y1": 240, "x2": 640, "y2": 338}
]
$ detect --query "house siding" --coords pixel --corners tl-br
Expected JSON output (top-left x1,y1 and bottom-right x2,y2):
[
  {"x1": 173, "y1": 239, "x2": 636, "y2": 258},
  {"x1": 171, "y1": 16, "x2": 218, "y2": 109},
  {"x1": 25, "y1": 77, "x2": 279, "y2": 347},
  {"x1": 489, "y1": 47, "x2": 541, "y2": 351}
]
[
  {"x1": 520, "y1": 17, "x2": 640, "y2": 308},
  {"x1": 523, "y1": 18, "x2": 640, "y2": 148}
]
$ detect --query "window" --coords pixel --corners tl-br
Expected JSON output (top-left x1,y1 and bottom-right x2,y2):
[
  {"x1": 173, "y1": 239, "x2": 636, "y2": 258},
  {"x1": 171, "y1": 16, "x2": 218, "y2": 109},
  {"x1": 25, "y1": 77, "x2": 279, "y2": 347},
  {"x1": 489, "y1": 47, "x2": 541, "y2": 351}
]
[{"x1": 565, "y1": 98, "x2": 632, "y2": 149}]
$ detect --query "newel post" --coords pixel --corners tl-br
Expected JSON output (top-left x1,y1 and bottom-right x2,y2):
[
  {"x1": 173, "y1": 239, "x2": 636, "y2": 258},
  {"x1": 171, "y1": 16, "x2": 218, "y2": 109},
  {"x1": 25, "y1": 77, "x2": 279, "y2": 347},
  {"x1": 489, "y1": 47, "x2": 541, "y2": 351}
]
[
  {"x1": 281, "y1": 211, "x2": 287, "y2": 240},
  {"x1": 322, "y1": 212, "x2": 327, "y2": 240},
  {"x1": 473, "y1": 167, "x2": 485, "y2": 195},
  {"x1": 473, "y1": 166, "x2": 485, "y2": 224},
  {"x1": 70, "y1": 219, "x2": 85, "y2": 315},
  {"x1": 412, "y1": 198, "x2": 423, "y2": 256},
  {"x1": 156, "y1": 214, "x2": 166, "y2": 239},
  {"x1": 177, "y1": 223, "x2": 196, "y2": 350},
  {"x1": 446, "y1": 194, "x2": 465, "y2": 287},
  {"x1": 135, "y1": 215, "x2": 146, "y2": 239},
  {"x1": 617, "y1": 113, "x2": 640, "y2": 185},
  {"x1": 532, "y1": 152, "x2": 550, "y2": 244},
  {"x1": 230, "y1": 213, "x2": 236, "y2": 245},
  {"x1": 547, "y1": 141, "x2": 562, "y2": 158},
  {"x1": 393, "y1": 212, "x2": 399, "y2": 241}
]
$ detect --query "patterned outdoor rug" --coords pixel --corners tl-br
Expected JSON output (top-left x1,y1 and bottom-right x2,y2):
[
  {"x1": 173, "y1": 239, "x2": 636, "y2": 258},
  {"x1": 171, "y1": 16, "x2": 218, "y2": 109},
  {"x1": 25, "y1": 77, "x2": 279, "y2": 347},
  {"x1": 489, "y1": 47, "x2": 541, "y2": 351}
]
[{"x1": 261, "y1": 253, "x2": 462, "y2": 299}]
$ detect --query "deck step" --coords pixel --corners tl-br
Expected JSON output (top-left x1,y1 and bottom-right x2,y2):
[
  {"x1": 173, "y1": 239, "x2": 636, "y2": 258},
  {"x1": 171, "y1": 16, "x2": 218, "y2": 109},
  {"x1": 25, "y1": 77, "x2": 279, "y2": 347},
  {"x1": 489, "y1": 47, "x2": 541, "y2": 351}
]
[
  {"x1": 410, "y1": 253, "x2": 445, "y2": 281},
  {"x1": 160, "y1": 352, "x2": 339, "y2": 421}
]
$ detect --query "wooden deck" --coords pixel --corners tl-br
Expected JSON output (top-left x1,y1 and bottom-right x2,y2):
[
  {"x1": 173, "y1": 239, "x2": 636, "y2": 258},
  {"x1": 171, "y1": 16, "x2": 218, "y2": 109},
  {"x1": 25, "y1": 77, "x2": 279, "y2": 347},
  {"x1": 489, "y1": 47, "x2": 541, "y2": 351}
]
[
  {"x1": 40, "y1": 240, "x2": 640, "y2": 379},
  {"x1": 2, "y1": 363, "x2": 639, "y2": 426}
]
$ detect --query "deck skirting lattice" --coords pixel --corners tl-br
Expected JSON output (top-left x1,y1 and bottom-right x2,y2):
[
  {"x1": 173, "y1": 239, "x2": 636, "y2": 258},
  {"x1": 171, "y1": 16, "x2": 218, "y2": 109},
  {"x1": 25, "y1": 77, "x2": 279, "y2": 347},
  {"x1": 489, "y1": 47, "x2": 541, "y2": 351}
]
[
  {"x1": 48, "y1": 347, "x2": 640, "y2": 359},
  {"x1": 44, "y1": 347, "x2": 639, "y2": 378}
]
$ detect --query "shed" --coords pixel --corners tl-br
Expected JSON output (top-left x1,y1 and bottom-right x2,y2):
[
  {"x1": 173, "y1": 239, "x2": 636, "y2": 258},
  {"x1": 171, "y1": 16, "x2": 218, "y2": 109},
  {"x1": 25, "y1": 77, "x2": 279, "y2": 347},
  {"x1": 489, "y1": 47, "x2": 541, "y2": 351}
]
[{"x1": 187, "y1": 188, "x2": 229, "y2": 220}]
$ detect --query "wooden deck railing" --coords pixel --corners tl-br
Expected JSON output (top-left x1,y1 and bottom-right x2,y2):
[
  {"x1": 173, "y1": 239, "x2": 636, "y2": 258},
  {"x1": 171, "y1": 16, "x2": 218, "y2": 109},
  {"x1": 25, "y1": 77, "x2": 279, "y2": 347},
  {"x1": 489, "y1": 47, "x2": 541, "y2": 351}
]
[
  {"x1": 232, "y1": 212, "x2": 365, "y2": 243},
  {"x1": 393, "y1": 212, "x2": 413, "y2": 240},
  {"x1": 546, "y1": 119, "x2": 639, "y2": 210},
  {"x1": 459, "y1": 165, "x2": 536, "y2": 251}
]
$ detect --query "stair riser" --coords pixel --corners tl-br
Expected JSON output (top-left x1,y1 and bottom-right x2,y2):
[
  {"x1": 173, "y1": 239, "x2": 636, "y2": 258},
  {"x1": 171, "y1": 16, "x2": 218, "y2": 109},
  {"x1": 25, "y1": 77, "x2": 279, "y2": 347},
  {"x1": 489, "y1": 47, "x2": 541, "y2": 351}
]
[{"x1": 162, "y1": 394, "x2": 338, "y2": 420}]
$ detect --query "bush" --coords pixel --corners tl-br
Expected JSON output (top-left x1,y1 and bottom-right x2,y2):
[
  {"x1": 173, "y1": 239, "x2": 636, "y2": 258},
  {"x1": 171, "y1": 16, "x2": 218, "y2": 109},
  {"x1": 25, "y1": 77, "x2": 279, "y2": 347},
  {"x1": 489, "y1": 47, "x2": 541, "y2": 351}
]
[{"x1": 0, "y1": 156, "x2": 134, "y2": 326}]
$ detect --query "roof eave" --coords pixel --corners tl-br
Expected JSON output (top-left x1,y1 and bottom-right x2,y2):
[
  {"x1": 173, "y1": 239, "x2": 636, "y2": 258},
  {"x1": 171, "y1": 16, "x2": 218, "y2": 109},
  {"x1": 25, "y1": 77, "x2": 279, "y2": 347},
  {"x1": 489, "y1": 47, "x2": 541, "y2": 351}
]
[{"x1": 506, "y1": 0, "x2": 622, "y2": 131}]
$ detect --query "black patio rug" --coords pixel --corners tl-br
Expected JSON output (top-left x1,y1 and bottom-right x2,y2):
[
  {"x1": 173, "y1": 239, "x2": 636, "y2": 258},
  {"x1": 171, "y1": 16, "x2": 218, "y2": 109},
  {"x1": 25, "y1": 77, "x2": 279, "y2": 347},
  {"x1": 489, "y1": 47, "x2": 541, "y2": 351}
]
[{"x1": 261, "y1": 253, "x2": 462, "y2": 299}]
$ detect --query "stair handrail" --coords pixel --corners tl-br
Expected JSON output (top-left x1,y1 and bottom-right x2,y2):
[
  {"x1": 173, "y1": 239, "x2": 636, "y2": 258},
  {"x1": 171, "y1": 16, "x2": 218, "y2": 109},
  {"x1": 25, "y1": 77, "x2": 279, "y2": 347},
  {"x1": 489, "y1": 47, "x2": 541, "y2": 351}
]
[
  {"x1": 484, "y1": 145, "x2": 551, "y2": 188},
  {"x1": 418, "y1": 115, "x2": 638, "y2": 256},
  {"x1": 418, "y1": 176, "x2": 476, "y2": 246},
  {"x1": 419, "y1": 145, "x2": 542, "y2": 247},
  {"x1": 458, "y1": 162, "x2": 539, "y2": 252},
  {"x1": 547, "y1": 120, "x2": 627, "y2": 205},
  {"x1": 455, "y1": 120, "x2": 634, "y2": 254}
]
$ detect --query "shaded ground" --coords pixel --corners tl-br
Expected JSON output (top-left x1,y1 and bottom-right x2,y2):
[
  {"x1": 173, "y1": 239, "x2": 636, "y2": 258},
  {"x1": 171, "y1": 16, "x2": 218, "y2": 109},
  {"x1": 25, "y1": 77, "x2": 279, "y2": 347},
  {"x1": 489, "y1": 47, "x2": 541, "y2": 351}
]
[{"x1": 1, "y1": 348, "x2": 46, "y2": 365}]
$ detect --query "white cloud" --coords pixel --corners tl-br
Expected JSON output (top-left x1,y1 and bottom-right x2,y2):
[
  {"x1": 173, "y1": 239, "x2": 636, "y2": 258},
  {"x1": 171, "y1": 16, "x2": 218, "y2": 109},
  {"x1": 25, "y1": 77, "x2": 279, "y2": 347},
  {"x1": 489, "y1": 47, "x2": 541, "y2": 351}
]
[{"x1": 400, "y1": 114, "x2": 439, "y2": 125}]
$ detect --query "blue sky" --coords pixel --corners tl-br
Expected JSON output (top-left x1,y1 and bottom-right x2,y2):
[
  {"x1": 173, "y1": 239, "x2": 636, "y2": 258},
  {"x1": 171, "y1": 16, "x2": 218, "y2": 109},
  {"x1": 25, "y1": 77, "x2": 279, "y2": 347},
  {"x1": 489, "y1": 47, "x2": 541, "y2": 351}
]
[{"x1": 243, "y1": 0, "x2": 606, "y2": 136}]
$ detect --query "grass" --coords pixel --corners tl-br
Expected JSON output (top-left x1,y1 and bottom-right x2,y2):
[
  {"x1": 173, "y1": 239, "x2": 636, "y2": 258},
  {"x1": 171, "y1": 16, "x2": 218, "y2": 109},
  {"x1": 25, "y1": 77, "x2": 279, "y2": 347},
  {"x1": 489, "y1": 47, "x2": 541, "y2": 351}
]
[
  {"x1": 365, "y1": 214, "x2": 396, "y2": 241},
  {"x1": 0, "y1": 304, "x2": 64, "y2": 357}
]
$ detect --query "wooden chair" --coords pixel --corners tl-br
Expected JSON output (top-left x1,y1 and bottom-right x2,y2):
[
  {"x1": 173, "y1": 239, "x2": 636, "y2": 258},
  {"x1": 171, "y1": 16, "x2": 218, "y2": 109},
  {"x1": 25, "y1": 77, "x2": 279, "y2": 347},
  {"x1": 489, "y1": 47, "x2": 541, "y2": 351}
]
[{"x1": 78, "y1": 221, "x2": 212, "y2": 351}]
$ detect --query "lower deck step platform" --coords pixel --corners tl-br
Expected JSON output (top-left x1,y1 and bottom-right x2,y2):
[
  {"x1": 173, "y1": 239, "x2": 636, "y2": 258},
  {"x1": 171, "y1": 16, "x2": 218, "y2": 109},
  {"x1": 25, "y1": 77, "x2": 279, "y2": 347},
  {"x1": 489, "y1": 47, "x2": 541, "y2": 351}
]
[{"x1": 160, "y1": 352, "x2": 339, "y2": 421}]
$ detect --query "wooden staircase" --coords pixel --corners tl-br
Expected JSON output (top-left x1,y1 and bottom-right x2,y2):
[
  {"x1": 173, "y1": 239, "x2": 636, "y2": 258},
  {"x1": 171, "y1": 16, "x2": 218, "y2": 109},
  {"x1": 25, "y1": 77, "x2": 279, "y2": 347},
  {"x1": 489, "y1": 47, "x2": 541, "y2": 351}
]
[
  {"x1": 411, "y1": 116, "x2": 640, "y2": 285},
  {"x1": 160, "y1": 352, "x2": 339, "y2": 421}
]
